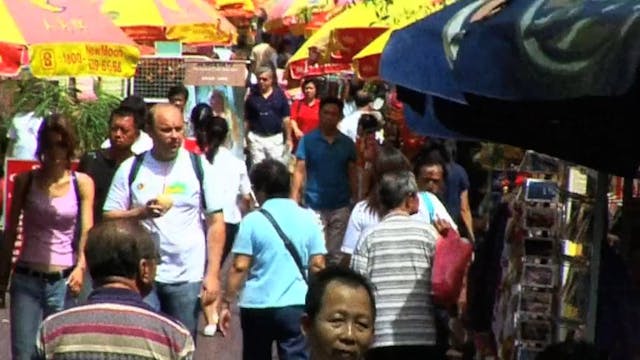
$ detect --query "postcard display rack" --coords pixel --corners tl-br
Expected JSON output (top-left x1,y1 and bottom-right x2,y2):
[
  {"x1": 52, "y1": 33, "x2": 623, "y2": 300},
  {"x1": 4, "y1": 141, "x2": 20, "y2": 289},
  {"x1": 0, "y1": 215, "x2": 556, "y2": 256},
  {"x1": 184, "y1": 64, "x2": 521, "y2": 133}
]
[{"x1": 491, "y1": 152, "x2": 597, "y2": 360}]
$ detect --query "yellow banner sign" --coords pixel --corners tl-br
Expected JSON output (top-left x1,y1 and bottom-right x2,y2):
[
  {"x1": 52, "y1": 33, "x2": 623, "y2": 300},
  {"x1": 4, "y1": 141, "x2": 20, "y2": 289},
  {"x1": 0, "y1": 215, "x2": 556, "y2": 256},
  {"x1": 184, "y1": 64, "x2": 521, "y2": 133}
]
[{"x1": 30, "y1": 43, "x2": 140, "y2": 78}]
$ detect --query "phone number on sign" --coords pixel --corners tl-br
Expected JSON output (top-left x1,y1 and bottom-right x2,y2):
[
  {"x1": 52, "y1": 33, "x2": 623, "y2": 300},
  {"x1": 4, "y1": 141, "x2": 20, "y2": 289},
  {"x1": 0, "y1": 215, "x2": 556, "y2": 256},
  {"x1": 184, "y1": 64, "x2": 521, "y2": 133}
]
[
  {"x1": 62, "y1": 52, "x2": 84, "y2": 65},
  {"x1": 88, "y1": 59, "x2": 122, "y2": 73}
]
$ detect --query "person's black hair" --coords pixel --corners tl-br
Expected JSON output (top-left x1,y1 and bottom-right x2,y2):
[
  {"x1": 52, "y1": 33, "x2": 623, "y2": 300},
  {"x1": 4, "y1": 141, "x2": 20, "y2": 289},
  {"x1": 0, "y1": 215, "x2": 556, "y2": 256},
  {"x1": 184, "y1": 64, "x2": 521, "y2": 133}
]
[
  {"x1": 536, "y1": 340, "x2": 605, "y2": 360},
  {"x1": 413, "y1": 147, "x2": 449, "y2": 180},
  {"x1": 120, "y1": 95, "x2": 149, "y2": 131},
  {"x1": 109, "y1": 106, "x2": 138, "y2": 127},
  {"x1": 305, "y1": 266, "x2": 376, "y2": 321},
  {"x1": 249, "y1": 159, "x2": 290, "y2": 199},
  {"x1": 348, "y1": 78, "x2": 364, "y2": 100},
  {"x1": 423, "y1": 140, "x2": 452, "y2": 163},
  {"x1": 190, "y1": 103, "x2": 213, "y2": 150},
  {"x1": 204, "y1": 116, "x2": 229, "y2": 164},
  {"x1": 320, "y1": 96, "x2": 344, "y2": 114},
  {"x1": 354, "y1": 89, "x2": 373, "y2": 108},
  {"x1": 261, "y1": 32, "x2": 272, "y2": 44},
  {"x1": 358, "y1": 113, "x2": 379, "y2": 134},
  {"x1": 167, "y1": 84, "x2": 189, "y2": 101},
  {"x1": 302, "y1": 77, "x2": 317, "y2": 90},
  {"x1": 85, "y1": 220, "x2": 158, "y2": 286}
]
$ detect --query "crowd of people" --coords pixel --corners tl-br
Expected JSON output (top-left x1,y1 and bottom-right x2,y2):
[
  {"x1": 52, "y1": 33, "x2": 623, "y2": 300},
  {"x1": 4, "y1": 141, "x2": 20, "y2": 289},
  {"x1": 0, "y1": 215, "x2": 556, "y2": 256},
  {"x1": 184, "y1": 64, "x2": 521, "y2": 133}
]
[{"x1": 0, "y1": 40, "x2": 598, "y2": 360}]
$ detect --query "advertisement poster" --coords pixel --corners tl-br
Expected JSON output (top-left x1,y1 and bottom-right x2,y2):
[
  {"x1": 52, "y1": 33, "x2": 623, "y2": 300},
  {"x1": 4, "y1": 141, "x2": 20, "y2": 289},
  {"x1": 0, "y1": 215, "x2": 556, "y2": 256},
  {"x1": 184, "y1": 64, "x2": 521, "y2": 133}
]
[{"x1": 183, "y1": 61, "x2": 248, "y2": 161}]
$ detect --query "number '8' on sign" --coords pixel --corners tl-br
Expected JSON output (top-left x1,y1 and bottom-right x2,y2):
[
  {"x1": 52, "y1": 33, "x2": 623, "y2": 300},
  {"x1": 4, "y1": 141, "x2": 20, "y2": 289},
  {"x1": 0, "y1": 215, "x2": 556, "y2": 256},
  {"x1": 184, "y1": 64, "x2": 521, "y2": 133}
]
[{"x1": 41, "y1": 50, "x2": 55, "y2": 69}]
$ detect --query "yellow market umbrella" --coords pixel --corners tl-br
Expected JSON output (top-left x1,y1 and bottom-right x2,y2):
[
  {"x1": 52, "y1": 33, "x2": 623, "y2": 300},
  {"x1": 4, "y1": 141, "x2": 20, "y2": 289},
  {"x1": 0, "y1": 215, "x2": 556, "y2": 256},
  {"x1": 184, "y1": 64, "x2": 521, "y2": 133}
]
[
  {"x1": 0, "y1": 0, "x2": 139, "y2": 78},
  {"x1": 286, "y1": 1, "x2": 434, "y2": 80},
  {"x1": 286, "y1": 2, "x2": 384, "y2": 80},
  {"x1": 352, "y1": 0, "x2": 456, "y2": 79},
  {"x1": 207, "y1": 0, "x2": 255, "y2": 19},
  {"x1": 264, "y1": 0, "x2": 348, "y2": 36},
  {"x1": 101, "y1": 0, "x2": 236, "y2": 45}
]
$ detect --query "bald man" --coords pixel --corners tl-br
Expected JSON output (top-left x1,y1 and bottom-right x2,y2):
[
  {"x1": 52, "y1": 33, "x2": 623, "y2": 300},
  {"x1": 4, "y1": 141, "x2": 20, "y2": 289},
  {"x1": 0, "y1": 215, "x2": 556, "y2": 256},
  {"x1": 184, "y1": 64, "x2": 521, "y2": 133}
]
[{"x1": 104, "y1": 104, "x2": 227, "y2": 340}]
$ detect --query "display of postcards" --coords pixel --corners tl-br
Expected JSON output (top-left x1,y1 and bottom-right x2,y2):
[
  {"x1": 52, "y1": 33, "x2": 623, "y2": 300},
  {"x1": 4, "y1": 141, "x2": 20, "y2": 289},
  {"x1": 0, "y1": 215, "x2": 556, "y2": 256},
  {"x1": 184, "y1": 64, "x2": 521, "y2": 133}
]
[
  {"x1": 517, "y1": 347, "x2": 543, "y2": 360},
  {"x1": 524, "y1": 179, "x2": 559, "y2": 203},
  {"x1": 518, "y1": 319, "x2": 552, "y2": 343},
  {"x1": 523, "y1": 206, "x2": 557, "y2": 230},
  {"x1": 559, "y1": 261, "x2": 589, "y2": 322},
  {"x1": 522, "y1": 264, "x2": 556, "y2": 288},
  {"x1": 519, "y1": 289, "x2": 553, "y2": 315},
  {"x1": 560, "y1": 200, "x2": 593, "y2": 243},
  {"x1": 524, "y1": 237, "x2": 555, "y2": 259}
]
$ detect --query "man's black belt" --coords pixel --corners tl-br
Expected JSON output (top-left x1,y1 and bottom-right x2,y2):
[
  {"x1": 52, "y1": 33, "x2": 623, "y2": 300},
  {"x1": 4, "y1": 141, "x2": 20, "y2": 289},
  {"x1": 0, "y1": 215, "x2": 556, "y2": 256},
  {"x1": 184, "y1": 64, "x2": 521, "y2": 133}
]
[{"x1": 14, "y1": 265, "x2": 74, "y2": 282}]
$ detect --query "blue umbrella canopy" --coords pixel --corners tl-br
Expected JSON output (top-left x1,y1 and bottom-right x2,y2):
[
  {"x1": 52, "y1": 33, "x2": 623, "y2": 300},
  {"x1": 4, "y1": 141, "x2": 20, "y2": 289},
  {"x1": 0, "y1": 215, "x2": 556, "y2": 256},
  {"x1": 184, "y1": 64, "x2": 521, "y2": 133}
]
[
  {"x1": 380, "y1": 0, "x2": 640, "y2": 176},
  {"x1": 383, "y1": 0, "x2": 640, "y2": 101}
]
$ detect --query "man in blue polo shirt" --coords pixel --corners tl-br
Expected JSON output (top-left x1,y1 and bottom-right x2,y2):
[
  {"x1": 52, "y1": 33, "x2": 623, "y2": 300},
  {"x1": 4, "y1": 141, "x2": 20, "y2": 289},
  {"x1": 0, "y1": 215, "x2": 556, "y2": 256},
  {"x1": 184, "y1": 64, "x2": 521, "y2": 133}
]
[
  {"x1": 291, "y1": 97, "x2": 357, "y2": 265},
  {"x1": 244, "y1": 66, "x2": 291, "y2": 166}
]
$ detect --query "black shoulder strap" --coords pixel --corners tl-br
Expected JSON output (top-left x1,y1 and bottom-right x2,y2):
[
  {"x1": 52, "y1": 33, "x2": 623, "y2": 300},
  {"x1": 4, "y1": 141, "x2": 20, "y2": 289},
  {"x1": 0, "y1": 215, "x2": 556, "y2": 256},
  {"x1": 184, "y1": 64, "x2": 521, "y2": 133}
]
[
  {"x1": 71, "y1": 172, "x2": 81, "y2": 252},
  {"x1": 258, "y1": 208, "x2": 307, "y2": 283},
  {"x1": 128, "y1": 152, "x2": 147, "y2": 204},
  {"x1": 189, "y1": 152, "x2": 206, "y2": 210}
]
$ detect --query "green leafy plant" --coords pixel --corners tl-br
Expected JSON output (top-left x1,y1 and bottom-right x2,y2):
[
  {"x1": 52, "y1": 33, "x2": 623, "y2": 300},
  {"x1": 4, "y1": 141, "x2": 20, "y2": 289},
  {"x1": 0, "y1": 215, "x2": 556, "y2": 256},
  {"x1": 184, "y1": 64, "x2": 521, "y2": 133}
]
[{"x1": 7, "y1": 77, "x2": 121, "y2": 155}]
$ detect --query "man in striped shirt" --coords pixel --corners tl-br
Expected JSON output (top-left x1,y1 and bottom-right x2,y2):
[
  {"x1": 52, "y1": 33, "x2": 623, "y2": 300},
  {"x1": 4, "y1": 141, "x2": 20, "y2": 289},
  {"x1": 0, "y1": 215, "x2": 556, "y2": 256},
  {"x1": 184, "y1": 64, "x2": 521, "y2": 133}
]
[
  {"x1": 351, "y1": 170, "x2": 441, "y2": 359},
  {"x1": 35, "y1": 220, "x2": 194, "y2": 360}
]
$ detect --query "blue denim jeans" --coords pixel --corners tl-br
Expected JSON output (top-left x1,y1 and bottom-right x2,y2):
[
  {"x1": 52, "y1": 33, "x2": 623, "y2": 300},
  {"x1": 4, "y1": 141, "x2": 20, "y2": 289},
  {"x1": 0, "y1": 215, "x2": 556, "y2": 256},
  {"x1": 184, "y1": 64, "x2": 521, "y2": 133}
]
[
  {"x1": 240, "y1": 306, "x2": 308, "y2": 360},
  {"x1": 144, "y1": 281, "x2": 201, "y2": 340},
  {"x1": 10, "y1": 272, "x2": 67, "y2": 360}
]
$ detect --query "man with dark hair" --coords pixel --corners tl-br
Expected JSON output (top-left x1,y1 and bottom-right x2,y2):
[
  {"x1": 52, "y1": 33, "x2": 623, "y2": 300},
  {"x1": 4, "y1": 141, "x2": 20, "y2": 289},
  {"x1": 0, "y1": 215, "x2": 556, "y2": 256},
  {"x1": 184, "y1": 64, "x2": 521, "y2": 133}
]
[
  {"x1": 100, "y1": 95, "x2": 153, "y2": 154},
  {"x1": 220, "y1": 159, "x2": 325, "y2": 359},
  {"x1": 292, "y1": 97, "x2": 357, "y2": 265},
  {"x1": 301, "y1": 266, "x2": 376, "y2": 360},
  {"x1": 244, "y1": 66, "x2": 291, "y2": 166},
  {"x1": 351, "y1": 170, "x2": 440, "y2": 359},
  {"x1": 35, "y1": 220, "x2": 195, "y2": 359},
  {"x1": 80, "y1": 107, "x2": 138, "y2": 225},
  {"x1": 167, "y1": 84, "x2": 189, "y2": 114}
]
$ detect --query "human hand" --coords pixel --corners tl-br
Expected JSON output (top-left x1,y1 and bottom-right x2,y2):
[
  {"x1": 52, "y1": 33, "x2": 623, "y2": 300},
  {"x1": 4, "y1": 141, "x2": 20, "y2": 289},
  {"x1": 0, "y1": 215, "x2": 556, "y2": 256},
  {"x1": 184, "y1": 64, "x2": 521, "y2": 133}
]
[
  {"x1": 67, "y1": 267, "x2": 84, "y2": 297},
  {"x1": 286, "y1": 139, "x2": 294, "y2": 152},
  {"x1": 293, "y1": 129, "x2": 304, "y2": 139},
  {"x1": 433, "y1": 218, "x2": 453, "y2": 235},
  {"x1": 219, "y1": 304, "x2": 232, "y2": 336},
  {"x1": 200, "y1": 274, "x2": 220, "y2": 309},
  {"x1": 142, "y1": 199, "x2": 166, "y2": 219}
]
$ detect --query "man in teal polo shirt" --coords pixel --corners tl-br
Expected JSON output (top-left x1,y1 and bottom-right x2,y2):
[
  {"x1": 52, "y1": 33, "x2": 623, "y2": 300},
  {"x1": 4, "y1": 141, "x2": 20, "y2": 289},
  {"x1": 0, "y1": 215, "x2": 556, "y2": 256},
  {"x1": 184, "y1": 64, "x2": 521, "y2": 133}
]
[{"x1": 291, "y1": 97, "x2": 358, "y2": 265}]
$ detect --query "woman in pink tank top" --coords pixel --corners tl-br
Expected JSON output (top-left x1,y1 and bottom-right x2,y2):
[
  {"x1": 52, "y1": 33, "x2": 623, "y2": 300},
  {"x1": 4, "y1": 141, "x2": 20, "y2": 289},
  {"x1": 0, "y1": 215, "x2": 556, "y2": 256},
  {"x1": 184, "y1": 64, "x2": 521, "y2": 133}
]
[{"x1": 0, "y1": 114, "x2": 95, "y2": 360}]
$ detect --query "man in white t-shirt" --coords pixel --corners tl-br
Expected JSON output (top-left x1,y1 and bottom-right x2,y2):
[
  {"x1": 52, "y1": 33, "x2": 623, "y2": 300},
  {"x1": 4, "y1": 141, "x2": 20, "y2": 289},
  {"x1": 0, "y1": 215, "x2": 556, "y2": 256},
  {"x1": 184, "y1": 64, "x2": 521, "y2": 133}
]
[
  {"x1": 6, "y1": 111, "x2": 43, "y2": 160},
  {"x1": 103, "y1": 104, "x2": 226, "y2": 340},
  {"x1": 337, "y1": 90, "x2": 372, "y2": 142}
]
